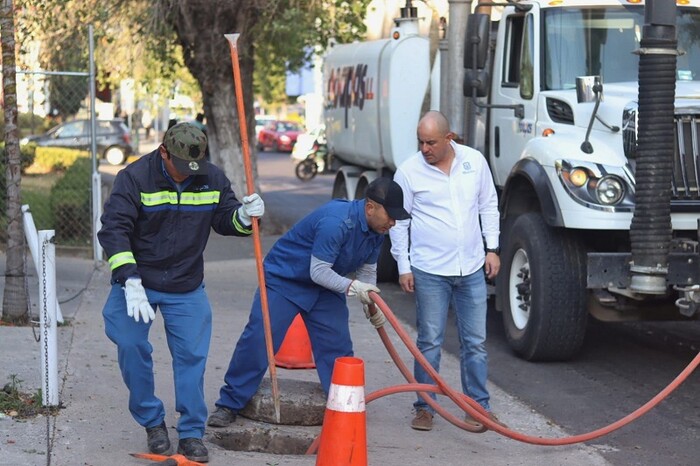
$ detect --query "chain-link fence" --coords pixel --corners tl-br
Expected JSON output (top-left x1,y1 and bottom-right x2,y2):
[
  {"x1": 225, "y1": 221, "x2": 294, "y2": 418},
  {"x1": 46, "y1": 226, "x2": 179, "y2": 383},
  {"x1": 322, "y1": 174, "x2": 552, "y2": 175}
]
[{"x1": 1, "y1": 68, "x2": 96, "y2": 255}]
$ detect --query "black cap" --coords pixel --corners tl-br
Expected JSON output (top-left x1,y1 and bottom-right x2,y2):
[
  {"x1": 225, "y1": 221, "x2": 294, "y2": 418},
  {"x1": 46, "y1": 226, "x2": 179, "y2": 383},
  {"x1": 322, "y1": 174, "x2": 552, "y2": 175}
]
[{"x1": 366, "y1": 177, "x2": 411, "y2": 220}]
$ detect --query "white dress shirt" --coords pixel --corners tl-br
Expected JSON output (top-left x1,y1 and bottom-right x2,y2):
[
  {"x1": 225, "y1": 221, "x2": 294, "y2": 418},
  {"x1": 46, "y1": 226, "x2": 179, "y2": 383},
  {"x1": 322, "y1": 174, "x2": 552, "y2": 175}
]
[{"x1": 390, "y1": 141, "x2": 500, "y2": 277}]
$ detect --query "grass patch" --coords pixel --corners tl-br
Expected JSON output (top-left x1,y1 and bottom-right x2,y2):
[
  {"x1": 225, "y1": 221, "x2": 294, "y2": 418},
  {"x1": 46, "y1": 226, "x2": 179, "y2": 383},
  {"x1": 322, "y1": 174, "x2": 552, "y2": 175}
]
[
  {"x1": 0, "y1": 375, "x2": 59, "y2": 419},
  {"x1": 21, "y1": 173, "x2": 60, "y2": 230}
]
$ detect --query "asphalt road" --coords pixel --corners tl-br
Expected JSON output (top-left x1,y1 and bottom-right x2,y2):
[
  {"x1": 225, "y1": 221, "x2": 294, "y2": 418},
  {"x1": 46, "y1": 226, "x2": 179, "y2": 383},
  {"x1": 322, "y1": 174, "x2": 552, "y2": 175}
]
[{"x1": 254, "y1": 150, "x2": 700, "y2": 466}]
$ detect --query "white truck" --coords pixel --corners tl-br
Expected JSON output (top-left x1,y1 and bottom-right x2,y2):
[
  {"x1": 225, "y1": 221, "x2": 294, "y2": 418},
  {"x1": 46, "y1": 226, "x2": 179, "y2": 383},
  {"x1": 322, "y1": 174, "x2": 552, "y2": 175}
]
[{"x1": 322, "y1": 0, "x2": 700, "y2": 361}]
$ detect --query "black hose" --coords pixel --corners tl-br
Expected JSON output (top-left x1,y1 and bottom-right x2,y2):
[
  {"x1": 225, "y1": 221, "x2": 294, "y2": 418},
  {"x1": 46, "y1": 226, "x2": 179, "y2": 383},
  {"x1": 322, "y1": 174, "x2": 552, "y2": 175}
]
[{"x1": 630, "y1": 34, "x2": 676, "y2": 281}]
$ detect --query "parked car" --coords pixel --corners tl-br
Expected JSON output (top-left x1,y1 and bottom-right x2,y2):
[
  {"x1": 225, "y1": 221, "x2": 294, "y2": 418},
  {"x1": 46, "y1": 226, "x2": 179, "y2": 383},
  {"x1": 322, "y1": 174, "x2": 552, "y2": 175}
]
[
  {"x1": 21, "y1": 119, "x2": 135, "y2": 165},
  {"x1": 254, "y1": 115, "x2": 276, "y2": 140},
  {"x1": 256, "y1": 120, "x2": 302, "y2": 152}
]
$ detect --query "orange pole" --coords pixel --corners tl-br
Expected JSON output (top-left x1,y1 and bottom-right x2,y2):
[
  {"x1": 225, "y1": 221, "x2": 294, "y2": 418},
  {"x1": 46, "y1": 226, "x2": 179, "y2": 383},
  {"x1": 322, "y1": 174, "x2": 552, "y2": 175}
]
[{"x1": 224, "y1": 33, "x2": 281, "y2": 423}]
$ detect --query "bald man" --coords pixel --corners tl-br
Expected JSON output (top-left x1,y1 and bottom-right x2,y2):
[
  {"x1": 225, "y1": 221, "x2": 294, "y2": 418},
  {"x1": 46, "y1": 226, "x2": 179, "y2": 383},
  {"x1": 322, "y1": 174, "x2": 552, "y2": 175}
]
[{"x1": 390, "y1": 111, "x2": 504, "y2": 432}]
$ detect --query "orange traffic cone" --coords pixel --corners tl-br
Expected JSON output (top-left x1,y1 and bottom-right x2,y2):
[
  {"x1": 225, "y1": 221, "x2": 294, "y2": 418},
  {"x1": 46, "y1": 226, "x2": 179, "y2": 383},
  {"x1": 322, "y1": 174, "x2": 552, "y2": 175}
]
[
  {"x1": 316, "y1": 357, "x2": 367, "y2": 466},
  {"x1": 275, "y1": 314, "x2": 316, "y2": 369}
]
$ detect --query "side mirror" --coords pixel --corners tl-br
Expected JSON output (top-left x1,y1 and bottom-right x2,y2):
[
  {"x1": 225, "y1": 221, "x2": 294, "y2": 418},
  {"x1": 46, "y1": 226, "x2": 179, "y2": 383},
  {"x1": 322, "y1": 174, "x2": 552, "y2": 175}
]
[
  {"x1": 464, "y1": 13, "x2": 490, "y2": 70},
  {"x1": 576, "y1": 76, "x2": 603, "y2": 103},
  {"x1": 463, "y1": 69, "x2": 490, "y2": 98}
]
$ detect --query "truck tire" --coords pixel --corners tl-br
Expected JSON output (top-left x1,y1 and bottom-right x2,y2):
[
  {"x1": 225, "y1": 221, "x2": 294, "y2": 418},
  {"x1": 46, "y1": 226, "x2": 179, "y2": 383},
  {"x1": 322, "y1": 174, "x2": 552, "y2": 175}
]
[
  {"x1": 498, "y1": 212, "x2": 587, "y2": 361},
  {"x1": 332, "y1": 176, "x2": 348, "y2": 199}
]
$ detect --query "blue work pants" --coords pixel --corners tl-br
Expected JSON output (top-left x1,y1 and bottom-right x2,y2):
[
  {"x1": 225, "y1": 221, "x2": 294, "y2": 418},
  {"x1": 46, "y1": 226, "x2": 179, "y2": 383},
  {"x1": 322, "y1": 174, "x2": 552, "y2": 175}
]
[
  {"x1": 411, "y1": 267, "x2": 490, "y2": 412},
  {"x1": 102, "y1": 283, "x2": 212, "y2": 439},
  {"x1": 215, "y1": 286, "x2": 352, "y2": 412}
]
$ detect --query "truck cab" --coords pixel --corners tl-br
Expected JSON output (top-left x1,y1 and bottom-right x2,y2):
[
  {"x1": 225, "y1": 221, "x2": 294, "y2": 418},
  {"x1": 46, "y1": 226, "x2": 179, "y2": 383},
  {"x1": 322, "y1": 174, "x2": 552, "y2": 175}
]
[{"x1": 465, "y1": 0, "x2": 700, "y2": 360}]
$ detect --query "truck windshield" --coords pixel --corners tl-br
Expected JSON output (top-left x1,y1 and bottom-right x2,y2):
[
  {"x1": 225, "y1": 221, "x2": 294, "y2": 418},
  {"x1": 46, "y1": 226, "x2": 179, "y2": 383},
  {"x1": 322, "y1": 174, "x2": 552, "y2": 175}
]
[{"x1": 544, "y1": 6, "x2": 700, "y2": 90}]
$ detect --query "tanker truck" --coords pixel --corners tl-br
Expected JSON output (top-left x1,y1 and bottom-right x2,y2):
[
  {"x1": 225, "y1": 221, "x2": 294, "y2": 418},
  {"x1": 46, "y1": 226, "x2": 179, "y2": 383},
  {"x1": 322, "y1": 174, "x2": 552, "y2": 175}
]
[{"x1": 322, "y1": 0, "x2": 700, "y2": 361}]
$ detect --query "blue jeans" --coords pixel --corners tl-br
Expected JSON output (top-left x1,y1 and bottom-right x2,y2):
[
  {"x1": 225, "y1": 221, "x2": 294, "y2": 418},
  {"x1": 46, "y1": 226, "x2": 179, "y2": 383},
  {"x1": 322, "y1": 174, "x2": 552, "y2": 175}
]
[
  {"x1": 412, "y1": 266, "x2": 490, "y2": 412},
  {"x1": 103, "y1": 283, "x2": 212, "y2": 439},
  {"x1": 215, "y1": 286, "x2": 353, "y2": 412}
]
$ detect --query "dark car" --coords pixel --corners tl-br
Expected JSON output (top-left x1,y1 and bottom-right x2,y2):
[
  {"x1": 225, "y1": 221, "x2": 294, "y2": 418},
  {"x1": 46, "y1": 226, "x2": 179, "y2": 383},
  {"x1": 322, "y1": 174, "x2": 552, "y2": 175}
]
[
  {"x1": 22, "y1": 119, "x2": 135, "y2": 165},
  {"x1": 256, "y1": 120, "x2": 302, "y2": 152}
]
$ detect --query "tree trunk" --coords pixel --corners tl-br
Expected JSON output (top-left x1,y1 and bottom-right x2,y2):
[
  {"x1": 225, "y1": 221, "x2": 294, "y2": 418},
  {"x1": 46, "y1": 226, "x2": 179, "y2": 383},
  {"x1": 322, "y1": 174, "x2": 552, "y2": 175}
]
[
  {"x1": 170, "y1": 0, "x2": 260, "y2": 196},
  {"x1": 1, "y1": 0, "x2": 29, "y2": 323}
]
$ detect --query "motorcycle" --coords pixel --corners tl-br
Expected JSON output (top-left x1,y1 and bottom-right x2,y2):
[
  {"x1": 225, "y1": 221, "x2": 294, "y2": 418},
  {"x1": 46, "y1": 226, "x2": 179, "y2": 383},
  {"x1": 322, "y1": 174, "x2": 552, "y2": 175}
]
[{"x1": 291, "y1": 127, "x2": 330, "y2": 181}]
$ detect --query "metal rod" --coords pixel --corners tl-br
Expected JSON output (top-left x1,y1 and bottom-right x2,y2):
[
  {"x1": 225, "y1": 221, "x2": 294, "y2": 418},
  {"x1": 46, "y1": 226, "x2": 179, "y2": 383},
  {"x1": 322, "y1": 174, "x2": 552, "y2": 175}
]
[{"x1": 224, "y1": 33, "x2": 281, "y2": 423}]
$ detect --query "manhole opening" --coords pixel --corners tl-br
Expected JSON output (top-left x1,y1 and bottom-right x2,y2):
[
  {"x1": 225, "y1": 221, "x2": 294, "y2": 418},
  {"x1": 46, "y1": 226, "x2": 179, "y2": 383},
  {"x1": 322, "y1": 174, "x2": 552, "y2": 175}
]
[{"x1": 210, "y1": 428, "x2": 317, "y2": 455}]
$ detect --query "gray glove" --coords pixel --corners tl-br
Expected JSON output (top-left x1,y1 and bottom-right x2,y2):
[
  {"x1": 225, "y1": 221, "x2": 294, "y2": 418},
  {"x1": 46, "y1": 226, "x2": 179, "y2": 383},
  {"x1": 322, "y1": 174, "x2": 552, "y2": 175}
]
[
  {"x1": 347, "y1": 280, "x2": 380, "y2": 305},
  {"x1": 238, "y1": 193, "x2": 265, "y2": 225},
  {"x1": 363, "y1": 303, "x2": 387, "y2": 329},
  {"x1": 124, "y1": 278, "x2": 155, "y2": 324}
]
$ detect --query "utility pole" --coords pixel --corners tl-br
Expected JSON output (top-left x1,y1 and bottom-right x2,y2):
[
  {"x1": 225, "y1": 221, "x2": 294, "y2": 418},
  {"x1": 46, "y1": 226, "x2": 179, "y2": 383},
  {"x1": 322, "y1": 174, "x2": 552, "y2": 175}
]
[{"x1": 445, "y1": 0, "x2": 471, "y2": 141}]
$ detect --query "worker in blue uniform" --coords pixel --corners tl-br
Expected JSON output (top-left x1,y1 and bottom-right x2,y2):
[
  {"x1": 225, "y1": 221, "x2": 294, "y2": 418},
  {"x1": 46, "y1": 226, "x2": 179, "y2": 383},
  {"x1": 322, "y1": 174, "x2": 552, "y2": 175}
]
[
  {"x1": 207, "y1": 177, "x2": 411, "y2": 428},
  {"x1": 98, "y1": 122, "x2": 264, "y2": 462}
]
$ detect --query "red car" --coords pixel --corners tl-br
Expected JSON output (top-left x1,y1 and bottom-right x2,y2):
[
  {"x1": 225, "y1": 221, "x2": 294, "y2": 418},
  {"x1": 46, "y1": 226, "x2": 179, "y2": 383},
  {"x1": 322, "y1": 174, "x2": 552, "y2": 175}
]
[{"x1": 256, "y1": 120, "x2": 303, "y2": 152}]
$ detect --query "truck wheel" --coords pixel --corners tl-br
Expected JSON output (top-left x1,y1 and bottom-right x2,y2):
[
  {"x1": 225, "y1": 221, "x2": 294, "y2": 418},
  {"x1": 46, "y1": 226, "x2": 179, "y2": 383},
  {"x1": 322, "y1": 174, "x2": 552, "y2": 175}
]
[
  {"x1": 332, "y1": 176, "x2": 348, "y2": 199},
  {"x1": 499, "y1": 212, "x2": 588, "y2": 361}
]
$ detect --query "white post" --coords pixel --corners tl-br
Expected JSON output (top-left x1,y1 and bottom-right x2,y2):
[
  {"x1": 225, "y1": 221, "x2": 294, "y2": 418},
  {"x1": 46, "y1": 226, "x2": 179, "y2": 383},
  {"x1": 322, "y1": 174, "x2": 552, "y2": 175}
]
[
  {"x1": 38, "y1": 230, "x2": 59, "y2": 407},
  {"x1": 92, "y1": 172, "x2": 104, "y2": 263},
  {"x1": 22, "y1": 205, "x2": 64, "y2": 324}
]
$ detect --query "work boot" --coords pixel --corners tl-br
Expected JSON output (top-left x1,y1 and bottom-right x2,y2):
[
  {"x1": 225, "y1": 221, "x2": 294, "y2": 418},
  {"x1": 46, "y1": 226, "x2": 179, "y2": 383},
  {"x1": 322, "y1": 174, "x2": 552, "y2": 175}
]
[
  {"x1": 464, "y1": 411, "x2": 507, "y2": 432},
  {"x1": 207, "y1": 406, "x2": 237, "y2": 427},
  {"x1": 178, "y1": 437, "x2": 209, "y2": 463},
  {"x1": 145, "y1": 421, "x2": 171, "y2": 454},
  {"x1": 410, "y1": 408, "x2": 433, "y2": 431}
]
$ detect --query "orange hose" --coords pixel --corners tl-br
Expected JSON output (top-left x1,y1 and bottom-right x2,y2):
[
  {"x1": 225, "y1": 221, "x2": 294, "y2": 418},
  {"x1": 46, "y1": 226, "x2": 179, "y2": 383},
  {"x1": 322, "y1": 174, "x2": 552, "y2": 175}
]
[
  {"x1": 307, "y1": 293, "x2": 700, "y2": 454},
  {"x1": 369, "y1": 292, "x2": 700, "y2": 446}
]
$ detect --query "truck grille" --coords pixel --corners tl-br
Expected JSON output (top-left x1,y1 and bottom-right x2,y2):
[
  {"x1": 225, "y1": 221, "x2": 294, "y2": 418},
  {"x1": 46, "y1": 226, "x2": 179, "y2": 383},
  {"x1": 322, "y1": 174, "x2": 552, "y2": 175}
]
[{"x1": 672, "y1": 113, "x2": 700, "y2": 202}]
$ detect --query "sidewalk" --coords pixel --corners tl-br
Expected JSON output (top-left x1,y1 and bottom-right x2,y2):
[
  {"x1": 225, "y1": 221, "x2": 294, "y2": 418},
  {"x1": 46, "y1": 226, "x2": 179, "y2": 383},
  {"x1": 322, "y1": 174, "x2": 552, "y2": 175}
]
[{"x1": 0, "y1": 234, "x2": 611, "y2": 466}]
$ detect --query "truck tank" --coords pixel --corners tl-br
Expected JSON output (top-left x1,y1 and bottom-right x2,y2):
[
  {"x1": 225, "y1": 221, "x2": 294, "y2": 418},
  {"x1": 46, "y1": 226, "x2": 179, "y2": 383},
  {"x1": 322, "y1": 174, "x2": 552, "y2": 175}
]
[{"x1": 322, "y1": 17, "x2": 431, "y2": 173}]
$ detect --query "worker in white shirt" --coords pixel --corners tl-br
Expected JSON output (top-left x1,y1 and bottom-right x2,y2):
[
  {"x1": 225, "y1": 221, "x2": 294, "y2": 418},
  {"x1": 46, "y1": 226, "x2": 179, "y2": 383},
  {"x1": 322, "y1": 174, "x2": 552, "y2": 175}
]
[{"x1": 390, "y1": 110, "x2": 504, "y2": 432}]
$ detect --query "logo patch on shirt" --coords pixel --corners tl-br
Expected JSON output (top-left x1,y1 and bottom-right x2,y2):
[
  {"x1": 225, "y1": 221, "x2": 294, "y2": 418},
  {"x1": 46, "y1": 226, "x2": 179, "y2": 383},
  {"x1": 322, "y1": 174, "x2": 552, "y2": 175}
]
[{"x1": 462, "y1": 161, "x2": 475, "y2": 174}]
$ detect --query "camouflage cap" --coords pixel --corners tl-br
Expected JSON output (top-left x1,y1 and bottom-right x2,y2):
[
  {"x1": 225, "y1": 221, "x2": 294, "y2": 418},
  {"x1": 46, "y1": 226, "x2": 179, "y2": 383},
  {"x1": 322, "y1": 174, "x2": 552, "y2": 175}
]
[{"x1": 163, "y1": 122, "x2": 208, "y2": 175}]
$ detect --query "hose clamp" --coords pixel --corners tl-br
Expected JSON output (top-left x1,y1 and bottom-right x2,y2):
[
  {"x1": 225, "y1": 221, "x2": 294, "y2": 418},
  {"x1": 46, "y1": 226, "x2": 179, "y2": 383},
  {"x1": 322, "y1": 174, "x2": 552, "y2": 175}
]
[{"x1": 633, "y1": 47, "x2": 685, "y2": 56}]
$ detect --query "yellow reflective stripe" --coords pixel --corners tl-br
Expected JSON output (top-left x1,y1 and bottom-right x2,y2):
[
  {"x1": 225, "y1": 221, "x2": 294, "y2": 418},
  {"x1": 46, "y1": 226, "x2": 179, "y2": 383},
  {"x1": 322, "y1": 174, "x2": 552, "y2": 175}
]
[
  {"x1": 179, "y1": 191, "x2": 221, "y2": 205},
  {"x1": 108, "y1": 251, "x2": 136, "y2": 270},
  {"x1": 140, "y1": 191, "x2": 221, "y2": 206},
  {"x1": 232, "y1": 211, "x2": 252, "y2": 234},
  {"x1": 141, "y1": 191, "x2": 178, "y2": 206}
]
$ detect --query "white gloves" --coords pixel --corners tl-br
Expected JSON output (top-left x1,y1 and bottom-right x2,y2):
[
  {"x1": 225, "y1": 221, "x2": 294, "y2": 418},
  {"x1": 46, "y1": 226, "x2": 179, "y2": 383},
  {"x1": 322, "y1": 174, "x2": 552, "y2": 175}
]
[
  {"x1": 238, "y1": 193, "x2": 265, "y2": 226},
  {"x1": 124, "y1": 278, "x2": 155, "y2": 324},
  {"x1": 363, "y1": 303, "x2": 387, "y2": 329},
  {"x1": 347, "y1": 280, "x2": 380, "y2": 305}
]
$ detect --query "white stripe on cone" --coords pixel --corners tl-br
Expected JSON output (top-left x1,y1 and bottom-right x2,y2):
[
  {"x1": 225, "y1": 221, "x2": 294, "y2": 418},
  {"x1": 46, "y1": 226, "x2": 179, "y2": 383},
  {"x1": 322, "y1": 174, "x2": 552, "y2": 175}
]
[{"x1": 326, "y1": 383, "x2": 366, "y2": 413}]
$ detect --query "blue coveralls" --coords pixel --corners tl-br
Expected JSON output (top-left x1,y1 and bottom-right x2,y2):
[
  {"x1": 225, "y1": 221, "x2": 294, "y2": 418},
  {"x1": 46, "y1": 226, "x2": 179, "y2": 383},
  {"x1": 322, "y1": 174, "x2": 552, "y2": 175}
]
[{"x1": 215, "y1": 199, "x2": 384, "y2": 412}]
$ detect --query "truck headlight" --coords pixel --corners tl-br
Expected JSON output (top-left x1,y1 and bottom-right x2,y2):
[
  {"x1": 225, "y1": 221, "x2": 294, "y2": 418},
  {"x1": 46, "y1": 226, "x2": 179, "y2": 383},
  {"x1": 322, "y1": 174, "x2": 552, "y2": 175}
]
[
  {"x1": 556, "y1": 160, "x2": 635, "y2": 212},
  {"x1": 596, "y1": 176, "x2": 624, "y2": 205}
]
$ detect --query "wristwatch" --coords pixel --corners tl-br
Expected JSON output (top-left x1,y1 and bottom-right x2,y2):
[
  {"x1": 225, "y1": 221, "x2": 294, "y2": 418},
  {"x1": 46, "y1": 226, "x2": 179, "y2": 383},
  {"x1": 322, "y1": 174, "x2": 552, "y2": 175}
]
[{"x1": 486, "y1": 247, "x2": 500, "y2": 255}]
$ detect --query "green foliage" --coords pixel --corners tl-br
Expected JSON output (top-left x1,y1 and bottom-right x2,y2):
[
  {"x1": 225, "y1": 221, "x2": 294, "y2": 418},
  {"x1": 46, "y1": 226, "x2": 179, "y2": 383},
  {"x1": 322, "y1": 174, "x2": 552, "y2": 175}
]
[
  {"x1": 32, "y1": 146, "x2": 89, "y2": 172},
  {"x1": 253, "y1": 0, "x2": 371, "y2": 104},
  {"x1": 0, "y1": 142, "x2": 36, "y2": 172},
  {"x1": 50, "y1": 156, "x2": 91, "y2": 244},
  {"x1": 16, "y1": 0, "x2": 371, "y2": 117},
  {"x1": 0, "y1": 113, "x2": 57, "y2": 138}
]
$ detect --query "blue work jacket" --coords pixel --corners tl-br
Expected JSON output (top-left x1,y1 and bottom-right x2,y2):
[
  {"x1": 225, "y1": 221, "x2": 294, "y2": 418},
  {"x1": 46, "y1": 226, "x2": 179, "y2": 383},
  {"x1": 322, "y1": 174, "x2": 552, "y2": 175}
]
[
  {"x1": 98, "y1": 150, "x2": 251, "y2": 292},
  {"x1": 264, "y1": 199, "x2": 384, "y2": 310}
]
